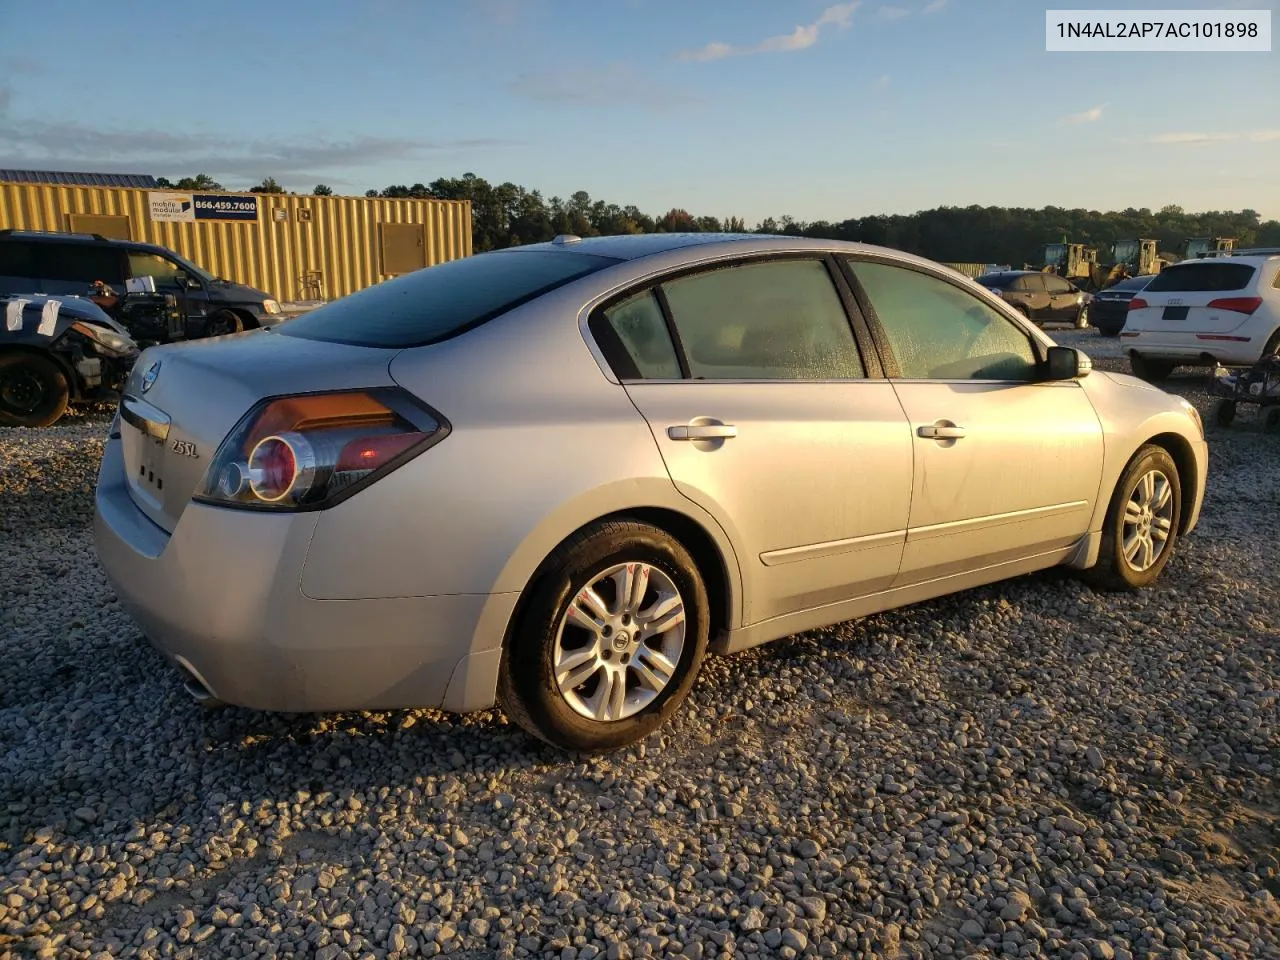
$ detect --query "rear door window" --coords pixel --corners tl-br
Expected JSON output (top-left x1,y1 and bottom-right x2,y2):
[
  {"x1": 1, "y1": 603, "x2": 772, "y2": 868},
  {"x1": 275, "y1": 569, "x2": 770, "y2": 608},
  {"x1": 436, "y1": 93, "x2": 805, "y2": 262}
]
[
  {"x1": 660, "y1": 258, "x2": 865, "y2": 380},
  {"x1": 594, "y1": 290, "x2": 682, "y2": 380},
  {"x1": 280, "y1": 249, "x2": 620, "y2": 348},
  {"x1": 1043, "y1": 275, "x2": 1073, "y2": 293},
  {"x1": 34, "y1": 242, "x2": 126, "y2": 285},
  {"x1": 0, "y1": 240, "x2": 36, "y2": 278},
  {"x1": 1145, "y1": 263, "x2": 1255, "y2": 292}
]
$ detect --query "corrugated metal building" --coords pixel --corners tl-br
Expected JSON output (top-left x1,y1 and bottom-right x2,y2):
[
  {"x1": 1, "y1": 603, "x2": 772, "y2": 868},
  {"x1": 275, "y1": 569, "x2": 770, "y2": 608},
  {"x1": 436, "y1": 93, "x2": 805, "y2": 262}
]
[{"x1": 0, "y1": 172, "x2": 473, "y2": 302}]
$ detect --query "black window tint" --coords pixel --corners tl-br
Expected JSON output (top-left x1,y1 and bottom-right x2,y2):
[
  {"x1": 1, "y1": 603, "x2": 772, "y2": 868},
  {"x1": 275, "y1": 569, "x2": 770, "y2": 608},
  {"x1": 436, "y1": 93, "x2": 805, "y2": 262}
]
[
  {"x1": 598, "y1": 290, "x2": 681, "y2": 379},
  {"x1": 660, "y1": 259, "x2": 864, "y2": 381},
  {"x1": 35, "y1": 242, "x2": 125, "y2": 284},
  {"x1": 280, "y1": 250, "x2": 619, "y2": 348},
  {"x1": 849, "y1": 259, "x2": 1039, "y2": 381},
  {"x1": 1145, "y1": 262, "x2": 1255, "y2": 292},
  {"x1": 0, "y1": 240, "x2": 35, "y2": 277}
]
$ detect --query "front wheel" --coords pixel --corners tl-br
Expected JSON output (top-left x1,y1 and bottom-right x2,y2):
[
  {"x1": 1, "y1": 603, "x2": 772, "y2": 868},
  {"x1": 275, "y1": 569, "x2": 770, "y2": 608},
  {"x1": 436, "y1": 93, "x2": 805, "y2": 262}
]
[
  {"x1": 1129, "y1": 354, "x2": 1175, "y2": 382},
  {"x1": 204, "y1": 310, "x2": 244, "y2": 338},
  {"x1": 0, "y1": 352, "x2": 70, "y2": 428},
  {"x1": 498, "y1": 520, "x2": 710, "y2": 752},
  {"x1": 1082, "y1": 444, "x2": 1182, "y2": 592}
]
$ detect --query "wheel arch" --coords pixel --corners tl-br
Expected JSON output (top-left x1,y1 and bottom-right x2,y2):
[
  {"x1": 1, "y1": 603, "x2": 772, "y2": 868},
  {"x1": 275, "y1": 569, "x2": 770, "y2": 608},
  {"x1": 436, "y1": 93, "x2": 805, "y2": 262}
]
[
  {"x1": 0, "y1": 344, "x2": 80, "y2": 399},
  {"x1": 498, "y1": 505, "x2": 741, "y2": 661},
  {"x1": 1145, "y1": 431, "x2": 1199, "y2": 535}
]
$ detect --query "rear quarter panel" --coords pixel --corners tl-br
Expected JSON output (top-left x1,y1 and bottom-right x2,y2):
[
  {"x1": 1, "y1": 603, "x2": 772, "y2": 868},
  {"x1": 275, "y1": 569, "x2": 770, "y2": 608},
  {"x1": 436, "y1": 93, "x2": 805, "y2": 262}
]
[{"x1": 298, "y1": 282, "x2": 744, "y2": 628}]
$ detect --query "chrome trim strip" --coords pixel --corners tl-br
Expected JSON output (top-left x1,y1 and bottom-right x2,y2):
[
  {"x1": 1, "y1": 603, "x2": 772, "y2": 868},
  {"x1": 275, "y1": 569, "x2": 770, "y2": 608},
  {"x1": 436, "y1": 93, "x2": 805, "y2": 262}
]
[
  {"x1": 907, "y1": 500, "x2": 1089, "y2": 542},
  {"x1": 120, "y1": 396, "x2": 171, "y2": 441},
  {"x1": 760, "y1": 529, "x2": 905, "y2": 567}
]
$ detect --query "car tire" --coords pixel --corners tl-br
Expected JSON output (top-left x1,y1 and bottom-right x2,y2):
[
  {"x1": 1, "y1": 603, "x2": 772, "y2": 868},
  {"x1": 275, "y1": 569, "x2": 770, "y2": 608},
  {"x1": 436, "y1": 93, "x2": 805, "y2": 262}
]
[
  {"x1": 1210, "y1": 398, "x2": 1236, "y2": 428},
  {"x1": 0, "y1": 352, "x2": 70, "y2": 428},
  {"x1": 1082, "y1": 444, "x2": 1182, "y2": 593},
  {"x1": 1263, "y1": 407, "x2": 1280, "y2": 434},
  {"x1": 1129, "y1": 354, "x2": 1175, "y2": 382},
  {"x1": 205, "y1": 310, "x2": 244, "y2": 338},
  {"x1": 498, "y1": 520, "x2": 710, "y2": 752}
]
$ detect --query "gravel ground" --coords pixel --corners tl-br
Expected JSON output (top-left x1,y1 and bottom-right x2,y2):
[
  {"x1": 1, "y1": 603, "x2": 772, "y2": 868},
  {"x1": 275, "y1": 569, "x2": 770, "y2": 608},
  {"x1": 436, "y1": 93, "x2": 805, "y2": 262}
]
[{"x1": 2, "y1": 328, "x2": 1278, "y2": 960}]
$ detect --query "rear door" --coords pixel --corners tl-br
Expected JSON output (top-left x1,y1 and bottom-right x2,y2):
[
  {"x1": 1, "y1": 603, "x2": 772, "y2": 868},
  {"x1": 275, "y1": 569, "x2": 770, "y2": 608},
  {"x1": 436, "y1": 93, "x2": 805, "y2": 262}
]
[
  {"x1": 1129, "y1": 261, "x2": 1261, "y2": 335},
  {"x1": 841, "y1": 256, "x2": 1104, "y2": 586},
  {"x1": 1019, "y1": 274, "x2": 1051, "y2": 319},
  {"x1": 595, "y1": 255, "x2": 914, "y2": 625}
]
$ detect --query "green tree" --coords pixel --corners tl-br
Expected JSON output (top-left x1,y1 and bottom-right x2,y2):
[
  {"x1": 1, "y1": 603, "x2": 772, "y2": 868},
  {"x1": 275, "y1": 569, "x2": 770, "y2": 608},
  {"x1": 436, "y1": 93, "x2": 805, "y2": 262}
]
[
  {"x1": 249, "y1": 177, "x2": 286, "y2": 194},
  {"x1": 312, "y1": 184, "x2": 334, "y2": 196}
]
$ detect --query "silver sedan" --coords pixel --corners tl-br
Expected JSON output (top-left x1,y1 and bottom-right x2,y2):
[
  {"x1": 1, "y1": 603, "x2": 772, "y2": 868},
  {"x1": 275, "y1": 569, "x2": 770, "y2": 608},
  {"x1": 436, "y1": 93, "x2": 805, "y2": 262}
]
[{"x1": 94, "y1": 234, "x2": 1209, "y2": 751}]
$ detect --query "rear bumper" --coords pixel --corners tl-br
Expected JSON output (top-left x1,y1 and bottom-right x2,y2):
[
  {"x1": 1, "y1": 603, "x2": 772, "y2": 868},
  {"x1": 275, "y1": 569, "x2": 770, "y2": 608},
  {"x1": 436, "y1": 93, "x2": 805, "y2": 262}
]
[
  {"x1": 1122, "y1": 331, "x2": 1263, "y2": 366},
  {"x1": 92, "y1": 436, "x2": 515, "y2": 713}
]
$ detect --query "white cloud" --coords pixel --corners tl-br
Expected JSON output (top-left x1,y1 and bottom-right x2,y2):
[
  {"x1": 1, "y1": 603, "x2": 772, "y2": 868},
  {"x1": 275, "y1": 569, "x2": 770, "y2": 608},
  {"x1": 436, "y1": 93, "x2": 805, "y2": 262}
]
[
  {"x1": 1065, "y1": 104, "x2": 1106, "y2": 124},
  {"x1": 874, "y1": 74, "x2": 891, "y2": 89},
  {"x1": 875, "y1": 5, "x2": 911, "y2": 20},
  {"x1": 922, "y1": 0, "x2": 948, "y2": 11},
  {"x1": 676, "y1": 2, "x2": 860, "y2": 61},
  {"x1": 1149, "y1": 129, "x2": 1280, "y2": 144}
]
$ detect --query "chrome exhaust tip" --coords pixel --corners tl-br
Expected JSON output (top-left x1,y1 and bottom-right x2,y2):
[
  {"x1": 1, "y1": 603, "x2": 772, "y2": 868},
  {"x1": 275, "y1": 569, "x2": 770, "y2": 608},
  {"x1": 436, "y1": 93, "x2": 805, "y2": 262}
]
[{"x1": 174, "y1": 658, "x2": 226, "y2": 709}]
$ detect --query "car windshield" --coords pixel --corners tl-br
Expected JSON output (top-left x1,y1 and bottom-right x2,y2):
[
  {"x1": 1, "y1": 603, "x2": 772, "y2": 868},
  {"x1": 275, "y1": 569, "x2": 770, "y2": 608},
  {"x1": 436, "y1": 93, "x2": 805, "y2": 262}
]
[
  {"x1": 1145, "y1": 262, "x2": 1255, "y2": 292},
  {"x1": 279, "y1": 249, "x2": 620, "y2": 348}
]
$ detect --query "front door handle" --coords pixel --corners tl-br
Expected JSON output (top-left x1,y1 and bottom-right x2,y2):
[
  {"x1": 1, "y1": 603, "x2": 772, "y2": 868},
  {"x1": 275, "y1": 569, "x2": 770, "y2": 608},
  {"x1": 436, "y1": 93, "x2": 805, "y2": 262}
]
[
  {"x1": 668, "y1": 423, "x2": 738, "y2": 441},
  {"x1": 917, "y1": 422, "x2": 966, "y2": 440}
]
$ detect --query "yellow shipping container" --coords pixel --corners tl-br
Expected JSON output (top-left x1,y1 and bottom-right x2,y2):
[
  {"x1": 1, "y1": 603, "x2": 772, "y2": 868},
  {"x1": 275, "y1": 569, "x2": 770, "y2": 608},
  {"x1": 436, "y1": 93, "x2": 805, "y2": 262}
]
[{"x1": 0, "y1": 182, "x2": 473, "y2": 303}]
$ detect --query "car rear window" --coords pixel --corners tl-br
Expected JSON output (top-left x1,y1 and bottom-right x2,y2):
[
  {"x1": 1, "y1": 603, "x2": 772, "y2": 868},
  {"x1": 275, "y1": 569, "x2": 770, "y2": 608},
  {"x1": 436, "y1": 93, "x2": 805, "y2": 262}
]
[
  {"x1": 1145, "y1": 262, "x2": 1255, "y2": 293},
  {"x1": 279, "y1": 250, "x2": 620, "y2": 348}
]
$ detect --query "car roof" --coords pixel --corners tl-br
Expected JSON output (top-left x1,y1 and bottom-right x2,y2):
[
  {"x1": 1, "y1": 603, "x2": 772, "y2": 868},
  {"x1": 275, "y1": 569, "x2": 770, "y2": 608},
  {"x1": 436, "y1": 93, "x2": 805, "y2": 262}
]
[{"x1": 498, "y1": 232, "x2": 976, "y2": 275}]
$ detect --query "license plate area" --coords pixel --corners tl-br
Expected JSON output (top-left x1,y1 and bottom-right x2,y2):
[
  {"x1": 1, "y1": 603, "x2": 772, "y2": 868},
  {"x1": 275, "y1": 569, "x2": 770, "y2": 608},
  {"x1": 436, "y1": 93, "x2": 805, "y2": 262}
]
[{"x1": 1162, "y1": 306, "x2": 1189, "y2": 321}]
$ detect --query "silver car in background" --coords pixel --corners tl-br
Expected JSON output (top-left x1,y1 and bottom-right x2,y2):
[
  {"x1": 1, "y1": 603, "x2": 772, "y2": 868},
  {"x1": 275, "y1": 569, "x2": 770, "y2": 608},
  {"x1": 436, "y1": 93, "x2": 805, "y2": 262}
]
[{"x1": 94, "y1": 234, "x2": 1208, "y2": 751}]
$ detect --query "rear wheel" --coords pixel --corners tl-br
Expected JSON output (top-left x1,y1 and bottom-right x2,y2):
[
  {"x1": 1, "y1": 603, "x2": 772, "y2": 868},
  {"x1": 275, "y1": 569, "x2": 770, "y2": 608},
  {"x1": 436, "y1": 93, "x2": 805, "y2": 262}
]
[
  {"x1": 1129, "y1": 353, "x2": 1175, "y2": 382},
  {"x1": 204, "y1": 310, "x2": 244, "y2": 338},
  {"x1": 498, "y1": 520, "x2": 710, "y2": 752},
  {"x1": 1211, "y1": 398, "x2": 1236, "y2": 428},
  {"x1": 0, "y1": 352, "x2": 70, "y2": 428},
  {"x1": 1083, "y1": 444, "x2": 1182, "y2": 592}
]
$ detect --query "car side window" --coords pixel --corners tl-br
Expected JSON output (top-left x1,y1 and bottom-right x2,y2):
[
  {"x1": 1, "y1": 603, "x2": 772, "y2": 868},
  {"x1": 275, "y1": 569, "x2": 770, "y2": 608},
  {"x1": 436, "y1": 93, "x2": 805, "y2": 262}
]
[
  {"x1": 35, "y1": 243, "x2": 126, "y2": 285},
  {"x1": 1044, "y1": 275, "x2": 1072, "y2": 294},
  {"x1": 598, "y1": 290, "x2": 682, "y2": 380},
  {"x1": 128, "y1": 252, "x2": 184, "y2": 286},
  {"x1": 660, "y1": 259, "x2": 864, "y2": 380},
  {"x1": 847, "y1": 259, "x2": 1040, "y2": 382},
  {"x1": 0, "y1": 240, "x2": 36, "y2": 278},
  {"x1": 1023, "y1": 274, "x2": 1048, "y2": 293}
]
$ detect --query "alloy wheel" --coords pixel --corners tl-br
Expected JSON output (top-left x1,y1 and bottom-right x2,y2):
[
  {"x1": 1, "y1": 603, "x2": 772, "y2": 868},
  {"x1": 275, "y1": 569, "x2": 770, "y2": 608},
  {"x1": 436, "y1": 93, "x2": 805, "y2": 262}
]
[
  {"x1": 1122, "y1": 469, "x2": 1175, "y2": 572},
  {"x1": 552, "y1": 562, "x2": 687, "y2": 722}
]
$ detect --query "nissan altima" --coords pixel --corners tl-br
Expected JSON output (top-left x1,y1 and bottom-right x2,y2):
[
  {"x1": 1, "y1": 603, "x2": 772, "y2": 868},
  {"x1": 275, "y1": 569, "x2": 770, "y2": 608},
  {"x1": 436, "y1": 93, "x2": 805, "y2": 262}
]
[{"x1": 94, "y1": 234, "x2": 1208, "y2": 751}]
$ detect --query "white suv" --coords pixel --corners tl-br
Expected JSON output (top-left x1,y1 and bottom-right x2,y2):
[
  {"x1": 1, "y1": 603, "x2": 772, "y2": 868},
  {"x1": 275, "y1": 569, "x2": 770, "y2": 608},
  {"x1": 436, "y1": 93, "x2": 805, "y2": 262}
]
[{"x1": 1120, "y1": 251, "x2": 1280, "y2": 381}]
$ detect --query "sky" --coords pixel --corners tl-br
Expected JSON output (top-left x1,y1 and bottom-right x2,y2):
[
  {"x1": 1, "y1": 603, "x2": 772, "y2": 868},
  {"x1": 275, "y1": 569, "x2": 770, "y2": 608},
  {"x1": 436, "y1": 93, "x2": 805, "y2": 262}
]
[{"x1": 1, "y1": 0, "x2": 1277, "y2": 222}]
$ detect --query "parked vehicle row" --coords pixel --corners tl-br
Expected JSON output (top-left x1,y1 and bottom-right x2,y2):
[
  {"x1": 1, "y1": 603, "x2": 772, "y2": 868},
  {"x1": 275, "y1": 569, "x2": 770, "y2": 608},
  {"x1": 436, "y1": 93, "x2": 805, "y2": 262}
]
[
  {"x1": 93, "y1": 234, "x2": 1209, "y2": 751},
  {"x1": 974, "y1": 269, "x2": 1092, "y2": 328}
]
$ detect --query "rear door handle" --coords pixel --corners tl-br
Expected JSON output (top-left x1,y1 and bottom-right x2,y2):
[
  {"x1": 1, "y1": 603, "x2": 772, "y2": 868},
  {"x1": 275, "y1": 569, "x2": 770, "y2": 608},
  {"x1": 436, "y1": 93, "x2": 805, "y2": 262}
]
[
  {"x1": 668, "y1": 424, "x2": 738, "y2": 441},
  {"x1": 917, "y1": 422, "x2": 966, "y2": 440}
]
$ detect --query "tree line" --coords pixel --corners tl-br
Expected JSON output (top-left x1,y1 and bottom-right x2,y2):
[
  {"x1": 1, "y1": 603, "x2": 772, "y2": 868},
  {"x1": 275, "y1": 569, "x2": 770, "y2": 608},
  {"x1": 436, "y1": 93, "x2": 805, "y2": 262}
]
[{"x1": 154, "y1": 172, "x2": 1280, "y2": 267}]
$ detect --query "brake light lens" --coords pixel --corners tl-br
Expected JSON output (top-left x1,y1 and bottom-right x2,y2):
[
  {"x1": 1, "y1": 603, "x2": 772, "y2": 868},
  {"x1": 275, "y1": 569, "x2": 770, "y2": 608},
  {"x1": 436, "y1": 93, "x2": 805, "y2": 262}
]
[
  {"x1": 1206, "y1": 296, "x2": 1263, "y2": 314},
  {"x1": 1128, "y1": 298, "x2": 1149, "y2": 311},
  {"x1": 195, "y1": 388, "x2": 447, "y2": 511}
]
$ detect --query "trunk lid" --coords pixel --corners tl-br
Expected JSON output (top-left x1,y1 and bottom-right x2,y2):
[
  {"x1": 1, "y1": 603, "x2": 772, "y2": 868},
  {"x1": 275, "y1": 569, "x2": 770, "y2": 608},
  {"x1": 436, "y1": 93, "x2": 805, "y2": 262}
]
[{"x1": 118, "y1": 329, "x2": 399, "y2": 532}]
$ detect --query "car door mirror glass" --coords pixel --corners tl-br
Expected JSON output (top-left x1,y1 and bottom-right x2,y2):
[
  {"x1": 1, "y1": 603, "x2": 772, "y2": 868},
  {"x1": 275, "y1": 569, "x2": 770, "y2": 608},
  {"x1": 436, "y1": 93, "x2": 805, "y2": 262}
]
[{"x1": 1045, "y1": 345, "x2": 1090, "y2": 380}]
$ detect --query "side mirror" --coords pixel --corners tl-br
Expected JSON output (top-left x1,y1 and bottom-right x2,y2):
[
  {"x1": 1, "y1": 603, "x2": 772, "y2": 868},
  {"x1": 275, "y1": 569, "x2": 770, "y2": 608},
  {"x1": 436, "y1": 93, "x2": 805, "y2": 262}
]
[
  {"x1": 1045, "y1": 345, "x2": 1091, "y2": 381},
  {"x1": 173, "y1": 271, "x2": 201, "y2": 290}
]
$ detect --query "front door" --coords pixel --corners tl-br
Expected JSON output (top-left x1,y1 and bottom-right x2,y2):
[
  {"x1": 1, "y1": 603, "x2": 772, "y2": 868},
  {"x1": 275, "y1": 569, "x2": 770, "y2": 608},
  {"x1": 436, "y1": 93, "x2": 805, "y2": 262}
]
[
  {"x1": 1044, "y1": 274, "x2": 1082, "y2": 322},
  {"x1": 842, "y1": 256, "x2": 1104, "y2": 585},
  {"x1": 593, "y1": 256, "x2": 914, "y2": 625}
]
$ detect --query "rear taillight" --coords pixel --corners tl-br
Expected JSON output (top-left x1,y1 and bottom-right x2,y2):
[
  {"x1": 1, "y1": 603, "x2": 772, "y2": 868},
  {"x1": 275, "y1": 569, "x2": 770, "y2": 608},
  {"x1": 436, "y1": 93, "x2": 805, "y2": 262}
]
[
  {"x1": 1128, "y1": 298, "x2": 1149, "y2": 311},
  {"x1": 1206, "y1": 296, "x2": 1263, "y2": 314},
  {"x1": 195, "y1": 388, "x2": 448, "y2": 511}
]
